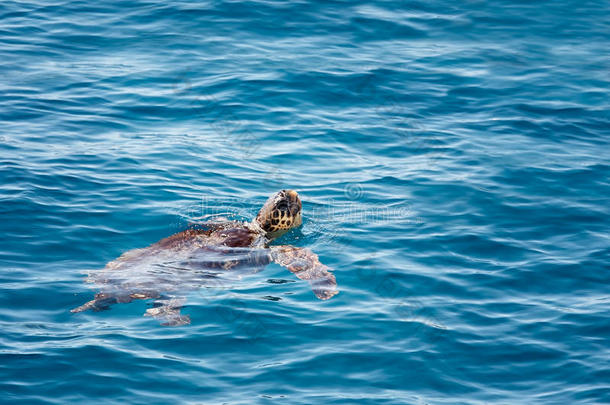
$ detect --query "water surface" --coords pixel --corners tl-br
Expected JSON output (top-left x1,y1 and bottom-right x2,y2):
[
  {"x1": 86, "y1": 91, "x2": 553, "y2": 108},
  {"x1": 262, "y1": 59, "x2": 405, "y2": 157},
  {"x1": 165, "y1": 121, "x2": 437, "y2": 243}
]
[{"x1": 1, "y1": 0, "x2": 610, "y2": 403}]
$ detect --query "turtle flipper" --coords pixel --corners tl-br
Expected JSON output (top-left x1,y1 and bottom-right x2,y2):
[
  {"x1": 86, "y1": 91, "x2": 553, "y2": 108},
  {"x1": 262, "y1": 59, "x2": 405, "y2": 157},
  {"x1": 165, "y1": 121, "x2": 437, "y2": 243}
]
[
  {"x1": 144, "y1": 297, "x2": 190, "y2": 326},
  {"x1": 71, "y1": 291, "x2": 160, "y2": 313},
  {"x1": 270, "y1": 246, "x2": 338, "y2": 300},
  {"x1": 71, "y1": 292, "x2": 126, "y2": 313}
]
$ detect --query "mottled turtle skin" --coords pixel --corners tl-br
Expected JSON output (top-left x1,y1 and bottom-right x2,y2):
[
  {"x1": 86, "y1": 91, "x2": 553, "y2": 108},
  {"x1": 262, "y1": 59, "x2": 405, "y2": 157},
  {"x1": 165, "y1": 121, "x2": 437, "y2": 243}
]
[{"x1": 72, "y1": 190, "x2": 338, "y2": 326}]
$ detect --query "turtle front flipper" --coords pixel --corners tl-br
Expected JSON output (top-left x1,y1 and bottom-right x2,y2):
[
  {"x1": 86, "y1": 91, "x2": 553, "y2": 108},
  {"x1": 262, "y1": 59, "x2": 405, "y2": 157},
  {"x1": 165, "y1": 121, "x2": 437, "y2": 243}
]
[
  {"x1": 270, "y1": 246, "x2": 338, "y2": 300},
  {"x1": 144, "y1": 296, "x2": 190, "y2": 326}
]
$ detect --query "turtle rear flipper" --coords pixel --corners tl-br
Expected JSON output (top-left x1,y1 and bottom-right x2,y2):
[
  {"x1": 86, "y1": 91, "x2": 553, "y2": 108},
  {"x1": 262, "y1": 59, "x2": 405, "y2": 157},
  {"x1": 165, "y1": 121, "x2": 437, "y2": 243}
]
[
  {"x1": 270, "y1": 246, "x2": 338, "y2": 300},
  {"x1": 71, "y1": 291, "x2": 159, "y2": 313},
  {"x1": 71, "y1": 298, "x2": 109, "y2": 313},
  {"x1": 71, "y1": 292, "x2": 124, "y2": 313},
  {"x1": 145, "y1": 297, "x2": 190, "y2": 326}
]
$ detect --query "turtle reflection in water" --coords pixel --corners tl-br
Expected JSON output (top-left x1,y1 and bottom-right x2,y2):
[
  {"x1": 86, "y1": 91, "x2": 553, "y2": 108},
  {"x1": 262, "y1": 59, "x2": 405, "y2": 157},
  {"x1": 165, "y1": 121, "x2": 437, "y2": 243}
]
[{"x1": 72, "y1": 190, "x2": 338, "y2": 325}]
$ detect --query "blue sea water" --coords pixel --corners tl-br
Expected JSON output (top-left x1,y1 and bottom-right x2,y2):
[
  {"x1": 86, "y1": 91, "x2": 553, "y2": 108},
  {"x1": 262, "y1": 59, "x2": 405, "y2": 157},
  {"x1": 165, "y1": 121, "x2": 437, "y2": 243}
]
[{"x1": 1, "y1": 0, "x2": 610, "y2": 403}]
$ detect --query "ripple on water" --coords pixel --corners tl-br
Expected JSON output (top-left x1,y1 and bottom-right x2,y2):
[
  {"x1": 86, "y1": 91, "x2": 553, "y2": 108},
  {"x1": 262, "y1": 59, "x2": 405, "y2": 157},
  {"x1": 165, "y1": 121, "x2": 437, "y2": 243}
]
[{"x1": 1, "y1": 0, "x2": 610, "y2": 403}]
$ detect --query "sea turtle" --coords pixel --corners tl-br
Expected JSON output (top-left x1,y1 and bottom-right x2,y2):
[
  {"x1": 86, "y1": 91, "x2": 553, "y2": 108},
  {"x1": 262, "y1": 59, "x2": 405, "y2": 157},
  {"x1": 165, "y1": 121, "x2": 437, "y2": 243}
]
[{"x1": 71, "y1": 190, "x2": 338, "y2": 326}]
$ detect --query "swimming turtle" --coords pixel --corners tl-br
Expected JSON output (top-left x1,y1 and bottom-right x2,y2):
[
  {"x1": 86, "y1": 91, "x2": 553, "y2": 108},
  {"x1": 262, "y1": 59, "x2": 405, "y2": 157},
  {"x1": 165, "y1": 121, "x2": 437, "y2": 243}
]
[{"x1": 71, "y1": 190, "x2": 338, "y2": 326}]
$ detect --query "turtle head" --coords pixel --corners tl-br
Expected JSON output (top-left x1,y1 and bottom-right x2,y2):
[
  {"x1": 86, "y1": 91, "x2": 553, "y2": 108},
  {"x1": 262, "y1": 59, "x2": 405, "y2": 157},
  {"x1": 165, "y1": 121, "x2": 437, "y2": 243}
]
[{"x1": 255, "y1": 189, "x2": 302, "y2": 239}]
